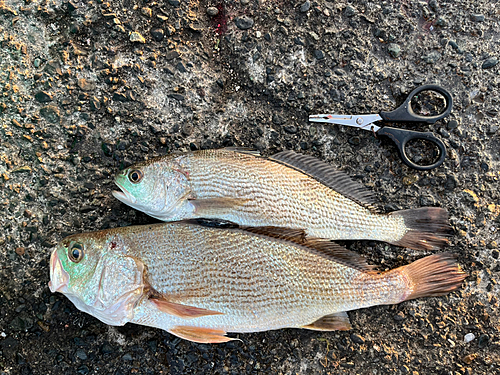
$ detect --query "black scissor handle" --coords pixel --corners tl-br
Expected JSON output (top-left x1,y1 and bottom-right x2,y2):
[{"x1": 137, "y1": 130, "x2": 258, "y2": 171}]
[
  {"x1": 377, "y1": 127, "x2": 447, "y2": 170},
  {"x1": 379, "y1": 85, "x2": 453, "y2": 124}
]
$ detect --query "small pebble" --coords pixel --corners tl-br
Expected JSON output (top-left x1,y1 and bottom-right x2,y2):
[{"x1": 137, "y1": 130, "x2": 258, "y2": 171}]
[
  {"x1": 15, "y1": 247, "x2": 25, "y2": 256},
  {"x1": 207, "y1": 6, "x2": 218, "y2": 16},
  {"x1": 344, "y1": 5, "x2": 356, "y2": 17},
  {"x1": 235, "y1": 16, "x2": 254, "y2": 30},
  {"x1": 176, "y1": 62, "x2": 187, "y2": 73},
  {"x1": 470, "y1": 14, "x2": 485, "y2": 22},
  {"x1": 482, "y1": 57, "x2": 498, "y2": 69},
  {"x1": 75, "y1": 349, "x2": 88, "y2": 361},
  {"x1": 150, "y1": 28, "x2": 164, "y2": 41},
  {"x1": 487, "y1": 125, "x2": 499, "y2": 134},
  {"x1": 350, "y1": 333, "x2": 365, "y2": 344},
  {"x1": 478, "y1": 334, "x2": 489, "y2": 348},
  {"x1": 388, "y1": 43, "x2": 401, "y2": 58},
  {"x1": 299, "y1": 1, "x2": 311, "y2": 13},
  {"x1": 464, "y1": 333, "x2": 475, "y2": 343},
  {"x1": 35, "y1": 91, "x2": 53, "y2": 103},
  {"x1": 447, "y1": 120, "x2": 459, "y2": 130},
  {"x1": 141, "y1": 7, "x2": 152, "y2": 17},
  {"x1": 130, "y1": 31, "x2": 146, "y2": 43},
  {"x1": 313, "y1": 50, "x2": 325, "y2": 60}
]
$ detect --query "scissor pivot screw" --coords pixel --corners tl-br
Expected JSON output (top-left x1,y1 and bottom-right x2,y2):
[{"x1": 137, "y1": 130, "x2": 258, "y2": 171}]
[{"x1": 356, "y1": 117, "x2": 364, "y2": 125}]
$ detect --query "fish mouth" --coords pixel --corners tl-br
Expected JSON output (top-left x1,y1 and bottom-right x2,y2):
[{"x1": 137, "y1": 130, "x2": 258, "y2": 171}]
[
  {"x1": 112, "y1": 183, "x2": 137, "y2": 205},
  {"x1": 49, "y1": 250, "x2": 69, "y2": 293}
]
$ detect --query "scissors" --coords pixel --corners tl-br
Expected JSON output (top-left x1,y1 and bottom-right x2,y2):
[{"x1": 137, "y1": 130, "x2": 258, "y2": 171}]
[{"x1": 309, "y1": 85, "x2": 453, "y2": 171}]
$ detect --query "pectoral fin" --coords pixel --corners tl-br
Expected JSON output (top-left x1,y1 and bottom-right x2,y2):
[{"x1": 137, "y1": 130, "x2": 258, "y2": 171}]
[
  {"x1": 169, "y1": 326, "x2": 237, "y2": 344},
  {"x1": 150, "y1": 298, "x2": 224, "y2": 319},
  {"x1": 302, "y1": 312, "x2": 352, "y2": 331},
  {"x1": 190, "y1": 198, "x2": 249, "y2": 216}
]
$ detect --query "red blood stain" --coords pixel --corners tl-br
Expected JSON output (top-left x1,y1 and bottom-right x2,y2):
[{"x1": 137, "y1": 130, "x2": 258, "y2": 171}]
[
  {"x1": 213, "y1": 2, "x2": 227, "y2": 35},
  {"x1": 110, "y1": 241, "x2": 117, "y2": 249}
]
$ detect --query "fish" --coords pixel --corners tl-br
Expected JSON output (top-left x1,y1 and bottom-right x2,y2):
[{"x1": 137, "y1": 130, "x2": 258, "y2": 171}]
[
  {"x1": 112, "y1": 148, "x2": 451, "y2": 251},
  {"x1": 49, "y1": 221, "x2": 465, "y2": 343}
]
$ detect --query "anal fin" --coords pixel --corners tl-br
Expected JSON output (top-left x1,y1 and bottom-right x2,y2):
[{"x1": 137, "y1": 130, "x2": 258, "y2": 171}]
[
  {"x1": 150, "y1": 298, "x2": 224, "y2": 319},
  {"x1": 302, "y1": 312, "x2": 352, "y2": 331},
  {"x1": 169, "y1": 326, "x2": 238, "y2": 344}
]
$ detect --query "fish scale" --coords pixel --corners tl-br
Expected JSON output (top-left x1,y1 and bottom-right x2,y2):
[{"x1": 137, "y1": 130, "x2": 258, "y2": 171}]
[{"x1": 180, "y1": 150, "x2": 404, "y2": 242}]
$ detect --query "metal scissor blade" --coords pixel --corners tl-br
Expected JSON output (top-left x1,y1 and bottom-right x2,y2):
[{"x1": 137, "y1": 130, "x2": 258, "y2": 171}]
[{"x1": 309, "y1": 113, "x2": 383, "y2": 132}]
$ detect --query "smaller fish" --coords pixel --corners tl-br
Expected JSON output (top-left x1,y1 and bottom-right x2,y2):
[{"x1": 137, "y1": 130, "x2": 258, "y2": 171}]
[
  {"x1": 112, "y1": 148, "x2": 451, "y2": 251},
  {"x1": 49, "y1": 221, "x2": 465, "y2": 344}
]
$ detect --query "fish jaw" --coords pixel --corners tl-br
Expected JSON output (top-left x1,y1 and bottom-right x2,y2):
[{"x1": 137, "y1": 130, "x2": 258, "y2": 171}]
[
  {"x1": 112, "y1": 183, "x2": 137, "y2": 206},
  {"x1": 49, "y1": 250, "x2": 69, "y2": 293}
]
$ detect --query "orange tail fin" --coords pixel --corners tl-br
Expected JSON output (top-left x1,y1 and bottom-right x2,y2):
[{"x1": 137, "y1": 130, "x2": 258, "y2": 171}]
[{"x1": 397, "y1": 253, "x2": 466, "y2": 302}]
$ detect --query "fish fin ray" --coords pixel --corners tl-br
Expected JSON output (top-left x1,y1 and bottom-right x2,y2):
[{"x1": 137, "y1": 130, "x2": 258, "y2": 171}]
[
  {"x1": 394, "y1": 253, "x2": 466, "y2": 301},
  {"x1": 150, "y1": 298, "x2": 224, "y2": 319},
  {"x1": 190, "y1": 198, "x2": 250, "y2": 216},
  {"x1": 269, "y1": 150, "x2": 379, "y2": 212},
  {"x1": 242, "y1": 226, "x2": 375, "y2": 272},
  {"x1": 241, "y1": 226, "x2": 308, "y2": 243},
  {"x1": 169, "y1": 326, "x2": 238, "y2": 344},
  {"x1": 302, "y1": 312, "x2": 352, "y2": 331},
  {"x1": 390, "y1": 207, "x2": 452, "y2": 250}
]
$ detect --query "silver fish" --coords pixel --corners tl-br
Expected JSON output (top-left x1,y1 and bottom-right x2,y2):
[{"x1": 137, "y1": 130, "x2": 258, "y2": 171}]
[
  {"x1": 49, "y1": 221, "x2": 465, "y2": 343},
  {"x1": 113, "y1": 149, "x2": 450, "y2": 250}
]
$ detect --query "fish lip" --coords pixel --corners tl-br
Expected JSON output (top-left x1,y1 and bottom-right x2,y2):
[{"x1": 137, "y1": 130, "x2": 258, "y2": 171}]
[
  {"x1": 112, "y1": 182, "x2": 137, "y2": 205},
  {"x1": 49, "y1": 250, "x2": 69, "y2": 293}
]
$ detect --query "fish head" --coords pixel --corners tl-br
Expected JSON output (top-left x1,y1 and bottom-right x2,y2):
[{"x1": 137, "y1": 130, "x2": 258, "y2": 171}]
[
  {"x1": 49, "y1": 232, "x2": 146, "y2": 326},
  {"x1": 113, "y1": 158, "x2": 191, "y2": 220}
]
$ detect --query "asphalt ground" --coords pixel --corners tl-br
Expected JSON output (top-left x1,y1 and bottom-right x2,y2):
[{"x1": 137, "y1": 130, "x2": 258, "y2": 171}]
[{"x1": 0, "y1": 0, "x2": 499, "y2": 374}]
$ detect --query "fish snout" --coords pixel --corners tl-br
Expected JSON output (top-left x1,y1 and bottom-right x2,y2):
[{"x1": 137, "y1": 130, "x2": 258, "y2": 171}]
[
  {"x1": 112, "y1": 180, "x2": 137, "y2": 205},
  {"x1": 49, "y1": 250, "x2": 69, "y2": 293}
]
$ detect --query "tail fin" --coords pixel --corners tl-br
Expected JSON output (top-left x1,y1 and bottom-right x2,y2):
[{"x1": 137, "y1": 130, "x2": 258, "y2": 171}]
[
  {"x1": 390, "y1": 207, "x2": 452, "y2": 250},
  {"x1": 398, "y1": 253, "x2": 466, "y2": 302}
]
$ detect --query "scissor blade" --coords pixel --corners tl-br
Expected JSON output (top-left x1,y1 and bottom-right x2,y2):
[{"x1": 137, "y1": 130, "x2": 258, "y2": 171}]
[{"x1": 309, "y1": 114, "x2": 383, "y2": 132}]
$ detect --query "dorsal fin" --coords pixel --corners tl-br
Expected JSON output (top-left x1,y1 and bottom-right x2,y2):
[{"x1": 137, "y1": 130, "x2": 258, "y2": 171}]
[
  {"x1": 241, "y1": 226, "x2": 376, "y2": 272},
  {"x1": 269, "y1": 150, "x2": 379, "y2": 213}
]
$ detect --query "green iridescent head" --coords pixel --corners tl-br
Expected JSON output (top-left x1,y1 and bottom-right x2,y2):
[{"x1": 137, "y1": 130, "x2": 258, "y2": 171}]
[
  {"x1": 49, "y1": 231, "x2": 145, "y2": 326},
  {"x1": 112, "y1": 156, "x2": 192, "y2": 220}
]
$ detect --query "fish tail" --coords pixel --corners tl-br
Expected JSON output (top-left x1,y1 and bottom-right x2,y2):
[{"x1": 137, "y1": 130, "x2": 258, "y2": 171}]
[
  {"x1": 395, "y1": 253, "x2": 466, "y2": 302},
  {"x1": 390, "y1": 207, "x2": 452, "y2": 250}
]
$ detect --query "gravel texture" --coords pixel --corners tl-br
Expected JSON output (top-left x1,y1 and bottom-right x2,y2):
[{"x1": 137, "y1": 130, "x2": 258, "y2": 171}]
[{"x1": 1, "y1": 0, "x2": 499, "y2": 374}]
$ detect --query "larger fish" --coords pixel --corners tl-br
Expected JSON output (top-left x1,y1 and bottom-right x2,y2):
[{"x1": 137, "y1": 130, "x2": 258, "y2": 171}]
[
  {"x1": 113, "y1": 148, "x2": 450, "y2": 250},
  {"x1": 49, "y1": 221, "x2": 465, "y2": 343}
]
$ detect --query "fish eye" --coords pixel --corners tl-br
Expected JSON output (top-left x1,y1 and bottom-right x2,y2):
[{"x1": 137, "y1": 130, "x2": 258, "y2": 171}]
[
  {"x1": 128, "y1": 169, "x2": 143, "y2": 184},
  {"x1": 68, "y1": 243, "x2": 84, "y2": 263}
]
